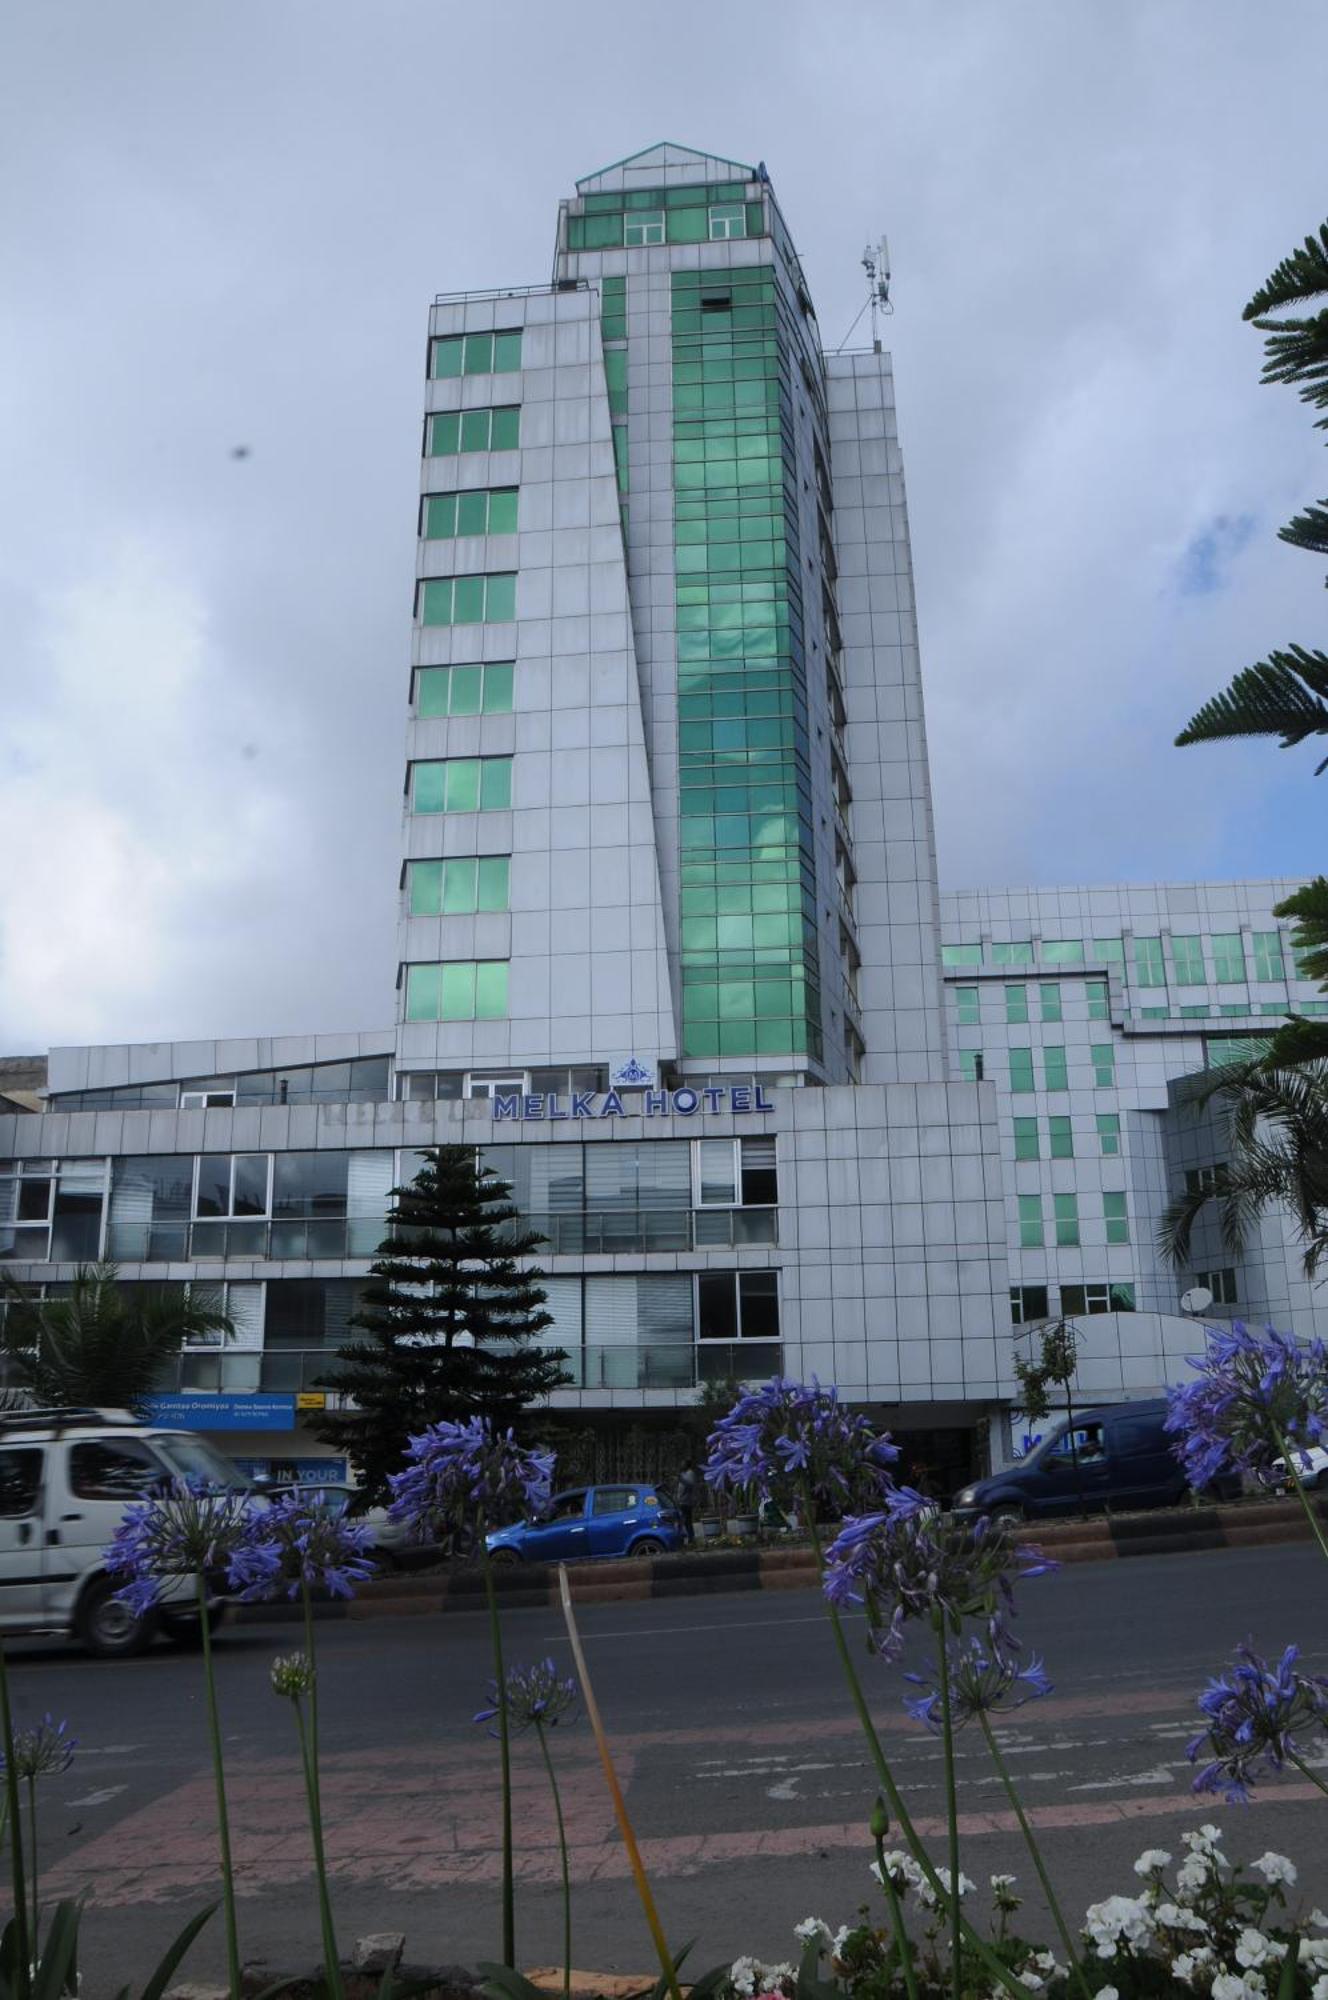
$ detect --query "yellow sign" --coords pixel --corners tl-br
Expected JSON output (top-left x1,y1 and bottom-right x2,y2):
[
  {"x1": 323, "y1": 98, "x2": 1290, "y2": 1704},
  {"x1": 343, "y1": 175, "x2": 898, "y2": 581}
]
[{"x1": 296, "y1": 1393, "x2": 327, "y2": 1411}]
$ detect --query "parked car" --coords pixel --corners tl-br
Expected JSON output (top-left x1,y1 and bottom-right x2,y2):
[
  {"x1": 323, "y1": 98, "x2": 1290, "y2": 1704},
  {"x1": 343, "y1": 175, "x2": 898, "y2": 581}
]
[
  {"x1": 485, "y1": 1483, "x2": 684, "y2": 1564},
  {"x1": 1264, "y1": 1444, "x2": 1328, "y2": 1492},
  {"x1": 0, "y1": 1406, "x2": 250, "y2": 1658},
  {"x1": 951, "y1": 1398, "x2": 1238, "y2": 1522}
]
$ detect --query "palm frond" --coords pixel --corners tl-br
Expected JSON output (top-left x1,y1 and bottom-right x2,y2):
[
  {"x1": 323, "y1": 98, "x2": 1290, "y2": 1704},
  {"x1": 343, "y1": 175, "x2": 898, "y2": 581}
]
[
  {"x1": 1279, "y1": 498, "x2": 1328, "y2": 561},
  {"x1": 1274, "y1": 877, "x2": 1328, "y2": 984},
  {"x1": 1244, "y1": 223, "x2": 1328, "y2": 319},
  {"x1": 1244, "y1": 223, "x2": 1328, "y2": 422},
  {"x1": 1175, "y1": 648, "x2": 1328, "y2": 767}
]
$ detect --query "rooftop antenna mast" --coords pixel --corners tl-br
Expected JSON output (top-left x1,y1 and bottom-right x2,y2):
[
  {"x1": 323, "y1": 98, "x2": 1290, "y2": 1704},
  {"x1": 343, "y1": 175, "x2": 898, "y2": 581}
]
[{"x1": 834, "y1": 234, "x2": 893, "y2": 353}]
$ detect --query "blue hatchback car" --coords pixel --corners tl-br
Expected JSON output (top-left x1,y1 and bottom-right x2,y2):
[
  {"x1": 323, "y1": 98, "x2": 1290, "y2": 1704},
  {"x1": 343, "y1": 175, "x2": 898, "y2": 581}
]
[{"x1": 485, "y1": 1483, "x2": 684, "y2": 1565}]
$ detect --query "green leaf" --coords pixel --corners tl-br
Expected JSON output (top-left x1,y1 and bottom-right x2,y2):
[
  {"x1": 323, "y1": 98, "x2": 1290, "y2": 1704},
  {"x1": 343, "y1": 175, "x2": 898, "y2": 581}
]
[
  {"x1": 31, "y1": 1899, "x2": 81, "y2": 2000},
  {"x1": 1276, "y1": 1933, "x2": 1300, "y2": 2000},
  {"x1": 138, "y1": 1903, "x2": 218, "y2": 2000},
  {"x1": 1175, "y1": 648, "x2": 1328, "y2": 768}
]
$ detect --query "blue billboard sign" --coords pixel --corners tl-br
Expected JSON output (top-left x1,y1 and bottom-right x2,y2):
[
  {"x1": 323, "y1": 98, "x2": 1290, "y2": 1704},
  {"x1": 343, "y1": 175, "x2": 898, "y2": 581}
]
[{"x1": 144, "y1": 1393, "x2": 297, "y2": 1433}]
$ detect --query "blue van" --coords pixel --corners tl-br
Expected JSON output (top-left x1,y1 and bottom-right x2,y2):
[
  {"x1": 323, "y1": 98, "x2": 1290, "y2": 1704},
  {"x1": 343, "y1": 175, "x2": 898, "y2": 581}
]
[{"x1": 950, "y1": 1398, "x2": 1223, "y2": 1522}]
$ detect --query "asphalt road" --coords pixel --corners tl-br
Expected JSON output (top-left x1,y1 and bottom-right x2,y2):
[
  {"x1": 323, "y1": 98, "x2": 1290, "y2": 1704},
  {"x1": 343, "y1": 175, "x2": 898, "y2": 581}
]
[{"x1": 13, "y1": 1543, "x2": 1328, "y2": 1997}]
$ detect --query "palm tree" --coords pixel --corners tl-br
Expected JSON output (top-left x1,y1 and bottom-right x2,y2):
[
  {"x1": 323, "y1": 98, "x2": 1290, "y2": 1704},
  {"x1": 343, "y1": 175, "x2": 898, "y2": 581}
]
[
  {"x1": 1158, "y1": 1059, "x2": 1328, "y2": 1276},
  {"x1": 0, "y1": 1265, "x2": 231, "y2": 1410},
  {"x1": 1175, "y1": 222, "x2": 1328, "y2": 763}
]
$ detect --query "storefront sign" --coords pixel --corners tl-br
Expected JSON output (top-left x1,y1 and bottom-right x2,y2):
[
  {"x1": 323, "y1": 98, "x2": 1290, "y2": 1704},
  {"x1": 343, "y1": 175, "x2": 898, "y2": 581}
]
[
  {"x1": 233, "y1": 1456, "x2": 349, "y2": 1486},
  {"x1": 145, "y1": 1393, "x2": 297, "y2": 1433},
  {"x1": 493, "y1": 1083, "x2": 775, "y2": 1123}
]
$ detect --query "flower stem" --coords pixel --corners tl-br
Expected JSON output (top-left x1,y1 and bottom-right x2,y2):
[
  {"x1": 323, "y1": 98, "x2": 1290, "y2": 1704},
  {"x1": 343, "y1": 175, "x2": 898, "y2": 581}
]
[
  {"x1": 294, "y1": 1697, "x2": 344, "y2": 1999},
  {"x1": 1287, "y1": 1748, "x2": 1328, "y2": 1798},
  {"x1": 802, "y1": 1503, "x2": 1036, "y2": 2000},
  {"x1": 978, "y1": 1712, "x2": 1091, "y2": 1999},
  {"x1": 933, "y1": 1613, "x2": 962, "y2": 2000},
  {"x1": 481, "y1": 1543, "x2": 516, "y2": 1968},
  {"x1": 1274, "y1": 1426, "x2": 1328, "y2": 1567},
  {"x1": 536, "y1": 1721, "x2": 572, "y2": 2000},
  {"x1": 557, "y1": 1565, "x2": 682, "y2": 2000},
  {"x1": 197, "y1": 1567, "x2": 242, "y2": 2000},
  {"x1": 872, "y1": 1830, "x2": 920, "y2": 2000},
  {"x1": 0, "y1": 1640, "x2": 30, "y2": 1989},
  {"x1": 26, "y1": 1773, "x2": 37, "y2": 1964}
]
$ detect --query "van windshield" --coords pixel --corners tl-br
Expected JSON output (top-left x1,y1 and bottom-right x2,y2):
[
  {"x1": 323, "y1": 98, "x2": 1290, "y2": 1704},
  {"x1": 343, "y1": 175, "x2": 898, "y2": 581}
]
[{"x1": 153, "y1": 1436, "x2": 253, "y2": 1490}]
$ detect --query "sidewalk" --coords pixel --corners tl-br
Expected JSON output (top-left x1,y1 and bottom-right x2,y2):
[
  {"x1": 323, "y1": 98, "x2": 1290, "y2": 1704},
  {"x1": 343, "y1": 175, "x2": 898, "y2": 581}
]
[{"x1": 232, "y1": 1492, "x2": 1328, "y2": 1626}]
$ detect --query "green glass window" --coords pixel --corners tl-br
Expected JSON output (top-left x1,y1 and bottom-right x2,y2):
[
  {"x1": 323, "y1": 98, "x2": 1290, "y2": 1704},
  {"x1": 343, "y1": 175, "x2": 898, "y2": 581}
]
[
  {"x1": 1048, "y1": 1115, "x2": 1074, "y2": 1159},
  {"x1": 1139, "y1": 1005, "x2": 1170, "y2": 1020},
  {"x1": 1018, "y1": 1194, "x2": 1044, "y2": 1248},
  {"x1": 1043, "y1": 1046, "x2": 1069, "y2": 1091},
  {"x1": 1039, "y1": 983, "x2": 1062, "y2": 1023},
  {"x1": 1091, "y1": 1042, "x2": 1115, "y2": 1086},
  {"x1": 1085, "y1": 981, "x2": 1110, "y2": 1022},
  {"x1": 404, "y1": 960, "x2": 509, "y2": 1022},
  {"x1": 1211, "y1": 932, "x2": 1246, "y2": 984},
  {"x1": 600, "y1": 277, "x2": 627, "y2": 341},
  {"x1": 410, "y1": 757, "x2": 512, "y2": 814},
  {"x1": 612, "y1": 426, "x2": 629, "y2": 495},
  {"x1": 958, "y1": 1050, "x2": 983, "y2": 1082},
  {"x1": 414, "y1": 661, "x2": 513, "y2": 718},
  {"x1": 1096, "y1": 1112, "x2": 1121, "y2": 1156},
  {"x1": 1253, "y1": 931, "x2": 1286, "y2": 981},
  {"x1": 1009, "y1": 1048, "x2": 1035, "y2": 1092},
  {"x1": 1134, "y1": 936, "x2": 1166, "y2": 987},
  {"x1": 430, "y1": 331, "x2": 522, "y2": 378},
  {"x1": 1041, "y1": 940, "x2": 1084, "y2": 965},
  {"x1": 1054, "y1": 1193, "x2": 1080, "y2": 1247},
  {"x1": 427, "y1": 406, "x2": 520, "y2": 456},
  {"x1": 709, "y1": 202, "x2": 747, "y2": 240},
  {"x1": 1170, "y1": 935, "x2": 1206, "y2": 985},
  {"x1": 942, "y1": 944, "x2": 982, "y2": 967},
  {"x1": 407, "y1": 855, "x2": 510, "y2": 917},
  {"x1": 603, "y1": 347, "x2": 628, "y2": 416},
  {"x1": 1104, "y1": 1191, "x2": 1129, "y2": 1244},
  {"x1": 1012, "y1": 1117, "x2": 1039, "y2": 1162},
  {"x1": 1180, "y1": 1004, "x2": 1211, "y2": 1019},
  {"x1": 1092, "y1": 936, "x2": 1124, "y2": 962},
  {"x1": 1005, "y1": 983, "x2": 1029, "y2": 1024},
  {"x1": 422, "y1": 488, "x2": 518, "y2": 539},
  {"x1": 625, "y1": 211, "x2": 664, "y2": 246},
  {"x1": 953, "y1": 986, "x2": 979, "y2": 1026},
  {"x1": 418, "y1": 573, "x2": 517, "y2": 626},
  {"x1": 991, "y1": 941, "x2": 1034, "y2": 967}
]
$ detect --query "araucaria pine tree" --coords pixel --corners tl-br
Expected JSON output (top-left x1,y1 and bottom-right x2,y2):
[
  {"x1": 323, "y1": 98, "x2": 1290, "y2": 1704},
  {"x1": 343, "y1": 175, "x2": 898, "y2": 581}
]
[{"x1": 314, "y1": 1147, "x2": 566, "y2": 1501}]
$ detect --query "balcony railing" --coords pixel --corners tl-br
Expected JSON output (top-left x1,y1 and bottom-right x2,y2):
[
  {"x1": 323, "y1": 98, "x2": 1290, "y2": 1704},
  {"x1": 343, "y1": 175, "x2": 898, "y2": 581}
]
[
  {"x1": 166, "y1": 1340, "x2": 782, "y2": 1397},
  {"x1": 107, "y1": 1206, "x2": 777, "y2": 1265}
]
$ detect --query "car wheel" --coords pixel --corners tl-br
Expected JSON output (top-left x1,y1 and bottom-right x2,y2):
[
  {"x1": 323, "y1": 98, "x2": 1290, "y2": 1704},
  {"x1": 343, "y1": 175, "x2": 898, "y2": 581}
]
[
  {"x1": 488, "y1": 1547, "x2": 522, "y2": 1567},
  {"x1": 988, "y1": 1504, "x2": 1024, "y2": 1527},
  {"x1": 77, "y1": 1576, "x2": 157, "y2": 1660},
  {"x1": 630, "y1": 1537, "x2": 666, "y2": 1558},
  {"x1": 160, "y1": 1605, "x2": 226, "y2": 1650}
]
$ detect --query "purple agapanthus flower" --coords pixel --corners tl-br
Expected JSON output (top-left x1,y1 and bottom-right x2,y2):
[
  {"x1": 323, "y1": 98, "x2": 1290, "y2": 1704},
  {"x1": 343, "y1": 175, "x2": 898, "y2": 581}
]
[
  {"x1": 823, "y1": 1497, "x2": 1055, "y2": 1664},
  {"x1": 1, "y1": 1715, "x2": 77, "y2": 1780},
  {"x1": 104, "y1": 1481, "x2": 264, "y2": 1615},
  {"x1": 388, "y1": 1416, "x2": 555, "y2": 1539},
  {"x1": 704, "y1": 1376, "x2": 898, "y2": 1514},
  {"x1": 1166, "y1": 1321, "x2": 1328, "y2": 1489},
  {"x1": 474, "y1": 1658, "x2": 578, "y2": 1736},
  {"x1": 1187, "y1": 1642, "x2": 1328, "y2": 1802},
  {"x1": 227, "y1": 1489, "x2": 376, "y2": 1602},
  {"x1": 903, "y1": 1640, "x2": 1053, "y2": 1735}
]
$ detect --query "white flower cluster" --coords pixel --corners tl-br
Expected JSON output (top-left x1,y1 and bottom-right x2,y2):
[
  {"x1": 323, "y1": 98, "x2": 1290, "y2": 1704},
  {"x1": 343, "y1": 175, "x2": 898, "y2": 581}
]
[{"x1": 728, "y1": 1956, "x2": 794, "y2": 1998}]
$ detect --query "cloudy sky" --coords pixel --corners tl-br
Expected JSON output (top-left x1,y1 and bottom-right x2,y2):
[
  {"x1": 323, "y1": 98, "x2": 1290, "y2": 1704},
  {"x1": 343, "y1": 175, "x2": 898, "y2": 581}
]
[{"x1": 2, "y1": 0, "x2": 1325, "y2": 1051}]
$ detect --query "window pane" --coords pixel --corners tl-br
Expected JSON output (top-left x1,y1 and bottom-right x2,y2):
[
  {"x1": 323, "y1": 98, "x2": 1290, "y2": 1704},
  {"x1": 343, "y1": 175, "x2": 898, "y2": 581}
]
[
  {"x1": 738, "y1": 1270, "x2": 778, "y2": 1339},
  {"x1": 485, "y1": 573, "x2": 516, "y2": 621},
  {"x1": 442, "y1": 857, "x2": 478, "y2": 913},
  {"x1": 412, "y1": 763, "x2": 446, "y2": 812},
  {"x1": 452, "y1": 574, "x2": 485, "y2": 623},
  {"x1": 941, "y1": 944, "x2": 981, "y2": 967},
  {"x1": 455, "y1": 490, "x2": 488, "y2": 536},
  {"x1": 463, "y1": 331, "x2": 494, "y2": 374},
  {"x1": 1104, "y1": 1191, "x2": 1129, "y2": 1243},
  {"x1": 415, "y1": 668, "x2": 448, "y2": 718},
  {"x1": 482, "y1": 662, "x2": 514, "y2": 712},
  {"x1": 1009, "y1": 1049, "x2": 1034, "y2": 1092},
  {"x1": 431, "y1": 337, "x2": 463, "y2": 378},
  {"x1": 1171, "y1": 935, "x2": 1206, "y2": 984},
  {"x1": 954, "y1": 986, "x2": 979, "y2": 1025},
  {"x1": 232, "y1": 1156, "x2": 269, "y2": 1216},
  {"x1": 460, "y1": 409, "x2": 489, "y2": 452},
  {"x1": 476, "y1": 856, "x2": 510, "y2": 911},
  {"x1": 479, "y1": 759, "x2": 512, "y2": 810},
  {"x1": 1134, "y1": 936, "x2": 1166, "y2": 987},
  {"x1": 697, "y1": 1137, "x2": 737, "y2": 1205},
  {"x1": 448, "y1": 664, "x2": 483, "y2": 714},
  {"x1": 1038, "y1": 983, "x2": 1062, "y2": 1022},
  {"x1": 405, "y1": 965, "x2": 441, "y2": 1020},
  {"x1": 419, "y1": 579, "x2": 452, "y2": 625},
  {"x1": 991, "y1": 941, "x2": 1033, "y2": 966},
  {"x1": 272, "y1": 1152, "x2": 348, "y2": 1219},
  {"x1": 1004, "y1": 984, "x2": 1028, "y2": 1024},
  {"x1": 423, "y1": 494, "x2": 457, "y2": 538},
  {"x1": 1086, "y1": 980, "x2": 1110, "y2": 1020},
  {"x1": 1013, "y1": 1117, "x2": 1039, "y2": 1162},
  {"x1": 1211, "y1": 932, "x2": 1245, "y2": 983},
  {"x1": 1043, "y1": 1047, "x2": 1068, "y2": 1090},
  {"x1": 493, "y1": 331, "x2": 523, "y2": 371},
  {"x1": 488, "y1": 488, "x2": 519, "y2": 534},
  {"x1": 1092, "y1": 936, "x2": 1124, "y2": 962},
  {"x1": 1048, "y1": 1115, "x2": 1073, "y2": 1159},
  {"x1": 428, "y1": 411, "x2": 460, "y2": 455},
  {"x1": 409, "y1": 860, "x2": 443, "y2": 916},
  {"x1": 1054, "y1": 1193, "x2": 1079, "y2": 1246},
  {"x1": 475, "y1": 962, "x2": 509, "y2": 1019},
  {"x1": 440, "y1": 962, "x2": 476, "y2": 1019},
  {"x1": 1041, "y1": 940, "x2": 1084, "y2": 964},
  {"x1": 1091, "y1": 1043, "x2": 1115, "y2": 1084},
  {"x1": 697, "y1": 1272, "x2": 737, "y2": 1339},
  {"x1": 441, "y1": 759, "x2": 478, "y2": 812},
  {"x1": 1018, "y1": 1194, "x2": 1043, "y2": 1247},
  {"x1": 195, "y1": 1156, "x2": 230, "y2": 1216},
  {"x1": 490, "y1": 407, "x2": 521, "y2": 450},
  {"x1": 1096, "y1": 1113, "x2": 1121, "y2": 1155},
  {"x1": 1253, "y1": 930, "x2": 1285, "y2": 980}
]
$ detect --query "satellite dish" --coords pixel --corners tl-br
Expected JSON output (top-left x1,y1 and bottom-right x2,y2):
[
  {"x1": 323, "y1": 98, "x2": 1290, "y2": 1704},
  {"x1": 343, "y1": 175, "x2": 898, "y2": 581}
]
[{"x1": 1180, "y1": 1286, "x2": 1214, "y2": 1314}]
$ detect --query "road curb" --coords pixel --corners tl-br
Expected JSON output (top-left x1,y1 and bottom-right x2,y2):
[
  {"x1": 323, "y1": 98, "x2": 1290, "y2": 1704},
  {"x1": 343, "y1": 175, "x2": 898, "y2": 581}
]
[{"x1": 229, "y1": 1494, "x2": 1327, "y2": 1626}]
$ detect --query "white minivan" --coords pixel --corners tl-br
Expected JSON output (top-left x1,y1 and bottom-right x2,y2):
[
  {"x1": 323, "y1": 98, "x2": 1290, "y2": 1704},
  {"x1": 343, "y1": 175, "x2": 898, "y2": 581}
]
[{"x1": 0, "y1": 1407, "x2": 250, "y2": 1658}]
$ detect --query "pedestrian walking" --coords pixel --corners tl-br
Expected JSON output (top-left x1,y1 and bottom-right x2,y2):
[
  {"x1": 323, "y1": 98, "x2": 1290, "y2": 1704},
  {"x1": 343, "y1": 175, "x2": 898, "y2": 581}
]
[{"x1": 676, "y1": 1459, "x2": 698, "y2": 1544}]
